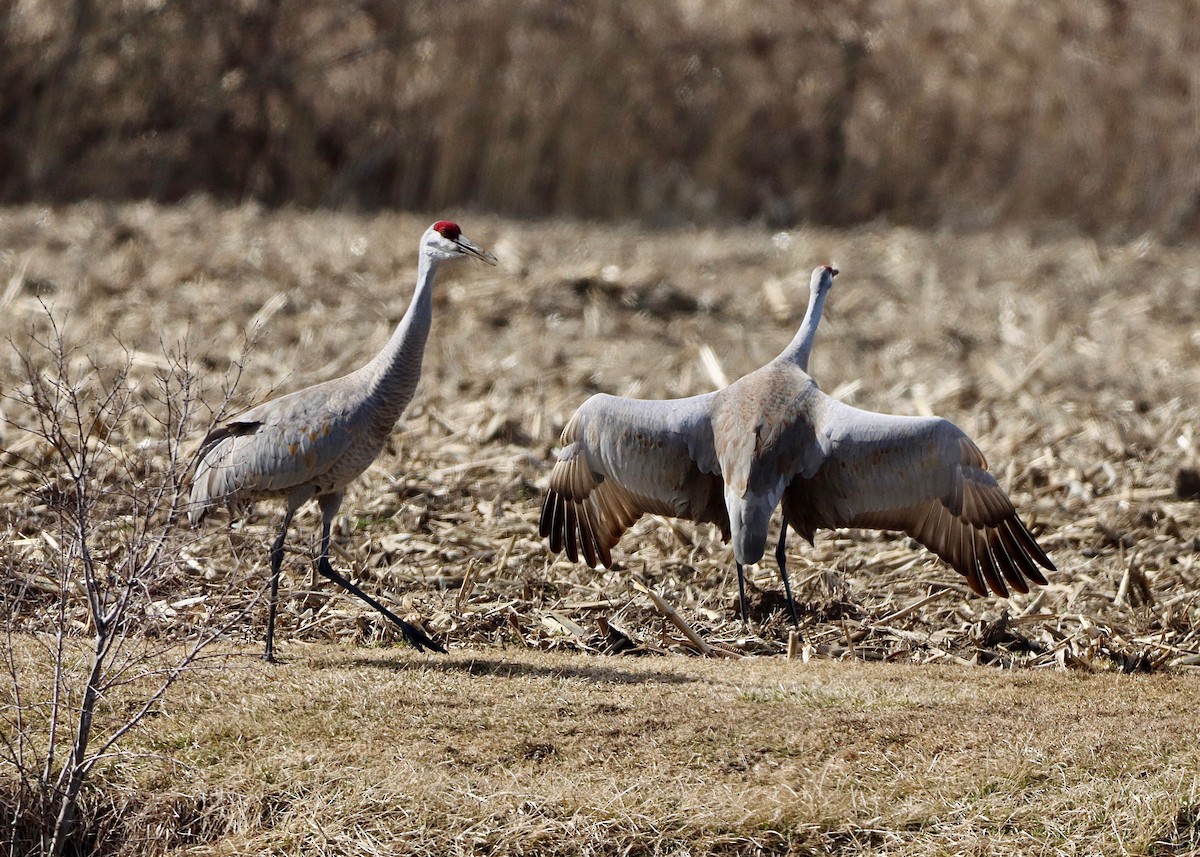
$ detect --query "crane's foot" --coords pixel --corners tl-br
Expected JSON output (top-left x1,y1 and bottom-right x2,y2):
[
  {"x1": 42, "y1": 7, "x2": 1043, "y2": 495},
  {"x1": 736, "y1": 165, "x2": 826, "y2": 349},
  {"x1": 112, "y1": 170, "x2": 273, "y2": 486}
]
[
  {"x1": 315, "y1": 557, "x2": 447, "y2": 654},
  {"x1": 386, "y1": 614, "x2": 447, "y2": 654},
  {"x1": 403, "y1": 622, "x2": 447, "y2": 655}
]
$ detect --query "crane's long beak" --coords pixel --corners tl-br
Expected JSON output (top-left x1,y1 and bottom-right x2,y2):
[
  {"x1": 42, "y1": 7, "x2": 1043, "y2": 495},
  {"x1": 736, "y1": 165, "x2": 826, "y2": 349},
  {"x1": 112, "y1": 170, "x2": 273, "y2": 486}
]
[{"x1": 456, "y1": 235, "x2": 498, "y2": 266}]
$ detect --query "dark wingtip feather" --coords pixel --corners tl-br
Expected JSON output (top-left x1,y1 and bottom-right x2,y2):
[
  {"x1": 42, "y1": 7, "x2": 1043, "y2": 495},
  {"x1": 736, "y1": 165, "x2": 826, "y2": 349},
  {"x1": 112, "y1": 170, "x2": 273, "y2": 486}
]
[
  {"x1": 564, "y1": 500, "x2": 579, "y2": 563},
  {"x1": 538, "y1": 491, "x2": 556, "y2": 539},
  {"x1": 1011, "y1": 516, "x2": 1055, "y2": 574},
  {"x1": 999, "y1": 518, "x2": 1051, "y2": 587},
  {"x1": 965, "y1": 571, "x2": 987, "y2": 597},
  {"x1": 577, "y1": 501, "x2": 599, "y2": 568},
  {"x1": 975, "y1": 537, "x2": 1011, "y2": 597},
  {"x1": 540, "y1": 487, "x2": 552, "y2": 532},
  {"x1": 597, "y1": 533, "x2": 613, "y2": 568},
  {"x1": 546, "y1": 492, "x2": 566, "y2": 555},
  {"x1": 990, "y1": 533, "x2": 1030, "y2": 594}
]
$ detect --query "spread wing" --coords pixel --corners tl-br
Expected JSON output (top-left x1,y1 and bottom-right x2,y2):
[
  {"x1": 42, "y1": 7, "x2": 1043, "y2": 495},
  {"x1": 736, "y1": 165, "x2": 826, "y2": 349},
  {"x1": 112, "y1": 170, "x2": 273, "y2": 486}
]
[
  {"x1": 782, "y1": 396, "x2": 1054, "y2": 596},
  {"x1": 539, "y1": 392, "x2": 729, "y2": 567}
]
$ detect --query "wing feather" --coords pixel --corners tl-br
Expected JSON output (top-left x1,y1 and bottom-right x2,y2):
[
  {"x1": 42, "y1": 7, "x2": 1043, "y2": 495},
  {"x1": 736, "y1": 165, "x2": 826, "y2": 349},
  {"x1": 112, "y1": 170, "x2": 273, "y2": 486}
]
[
  {"x1": 540, "y1": 393, "x2": 729, "y2": 567},
  {"x1": 782, "y1": 396, "x2": 1054, "y2": 595},
  {"x1": 188, "y1": 386, "x2": 358, "y2": 521}
]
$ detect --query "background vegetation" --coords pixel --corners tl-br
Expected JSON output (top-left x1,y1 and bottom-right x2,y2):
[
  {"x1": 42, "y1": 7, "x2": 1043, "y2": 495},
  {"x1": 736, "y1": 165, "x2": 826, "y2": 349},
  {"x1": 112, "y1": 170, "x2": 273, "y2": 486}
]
[{"x1": 3, "y1": 0, "x2": 1199, "y2": 237}]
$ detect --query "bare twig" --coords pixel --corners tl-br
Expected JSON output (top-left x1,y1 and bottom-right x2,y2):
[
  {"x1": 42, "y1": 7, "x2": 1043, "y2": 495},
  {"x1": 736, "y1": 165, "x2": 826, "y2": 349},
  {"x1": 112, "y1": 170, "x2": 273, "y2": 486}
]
[{"x1": 631, "y1": 579, "x2": 742, "y2": 659}]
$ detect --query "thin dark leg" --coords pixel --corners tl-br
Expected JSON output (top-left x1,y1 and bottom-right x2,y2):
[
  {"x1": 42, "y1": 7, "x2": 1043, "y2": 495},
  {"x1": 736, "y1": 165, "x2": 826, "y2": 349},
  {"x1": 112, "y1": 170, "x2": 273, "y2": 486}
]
[
  {"x1": 314, "y1": 558, "x2": 444, "y2": 653},
  {"x1": 736, "y1": 562, "x2": 748, "y2": 628},
  {"x1": 316, "y1": 495, "x2": 445, "y2": 654},
  {"x1": 264, "y1": 509, "x2": 294, "y2": 663},
  {"x1": 775, "y1": 522, "x2": 800, "y2": 628}
]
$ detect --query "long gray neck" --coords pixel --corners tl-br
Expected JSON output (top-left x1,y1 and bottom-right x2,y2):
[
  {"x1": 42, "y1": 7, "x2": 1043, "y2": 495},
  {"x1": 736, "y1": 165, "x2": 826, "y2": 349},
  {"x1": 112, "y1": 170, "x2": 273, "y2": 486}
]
[
  {"x1": 778, "y1": 282, "x2": 828, "y2": 372},
  {"x1": 364, "y1": 252, "x2": 440, "y2": 427}
]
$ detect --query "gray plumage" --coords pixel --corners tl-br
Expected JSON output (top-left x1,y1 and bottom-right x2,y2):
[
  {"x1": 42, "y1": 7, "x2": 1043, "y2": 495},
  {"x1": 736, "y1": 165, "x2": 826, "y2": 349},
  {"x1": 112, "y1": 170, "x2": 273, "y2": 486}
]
[
  {"x1": 190, "y1": 220, "x2": 496, "y2": 660},
  {"x1": 540, "y1": 265, "x2": 1054, "y2": 626}
]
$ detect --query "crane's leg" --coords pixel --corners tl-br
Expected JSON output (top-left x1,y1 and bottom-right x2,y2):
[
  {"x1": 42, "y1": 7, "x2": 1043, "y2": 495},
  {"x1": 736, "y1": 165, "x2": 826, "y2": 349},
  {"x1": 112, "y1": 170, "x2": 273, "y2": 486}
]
[
  {"x1": 264, "y1": 509, "x2": 295, "y2": 663},
  {"x1": 735, "y1": 562, "x2": 749, "y2": 628},
  {"x1": 775, "y1": 522, "x2": 800, "y2": 628},
  {"x1": 315, "y1": 494, "x2": 446, "y2": 654}
]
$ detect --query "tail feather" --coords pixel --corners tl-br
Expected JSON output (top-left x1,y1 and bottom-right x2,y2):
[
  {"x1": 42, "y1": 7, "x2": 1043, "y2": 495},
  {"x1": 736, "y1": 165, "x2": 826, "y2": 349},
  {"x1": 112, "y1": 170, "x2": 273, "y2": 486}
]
[{"x1": 186, "y1": 420, "x2": 259, "y2": 526}]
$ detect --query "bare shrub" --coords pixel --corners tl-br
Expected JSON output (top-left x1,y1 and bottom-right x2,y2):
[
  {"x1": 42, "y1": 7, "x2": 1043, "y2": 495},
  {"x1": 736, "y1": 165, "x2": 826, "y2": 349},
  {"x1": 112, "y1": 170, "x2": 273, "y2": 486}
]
[{"x1": 0, "y1": 306, "x2": 246, "y2": 856}]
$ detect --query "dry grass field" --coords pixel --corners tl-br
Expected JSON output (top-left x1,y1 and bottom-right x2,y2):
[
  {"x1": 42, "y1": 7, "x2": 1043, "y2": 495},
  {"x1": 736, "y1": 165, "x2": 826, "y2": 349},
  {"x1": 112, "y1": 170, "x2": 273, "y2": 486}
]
[
  {"x1": 3, "y1": 201, "x2": 1200, "y2": 852},
  {"x1": 8, "y1": 639, "x2": 1200, "y2": 855}
]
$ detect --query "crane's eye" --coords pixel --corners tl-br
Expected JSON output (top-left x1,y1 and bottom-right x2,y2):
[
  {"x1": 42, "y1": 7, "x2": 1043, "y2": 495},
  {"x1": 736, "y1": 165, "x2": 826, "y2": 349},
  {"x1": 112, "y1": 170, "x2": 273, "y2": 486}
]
[{"x1": 433, "y1": 220, "x2": 461, "y2": 241}]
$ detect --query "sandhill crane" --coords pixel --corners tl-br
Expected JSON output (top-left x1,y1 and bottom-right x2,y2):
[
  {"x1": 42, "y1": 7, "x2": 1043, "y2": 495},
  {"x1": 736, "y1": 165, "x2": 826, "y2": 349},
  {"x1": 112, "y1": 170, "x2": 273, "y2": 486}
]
[
  {"x1": 540, "y1": 265, "x2": 1054, "y2": 631},
  {"x1": 190, "y1": 220, "x2": 497, "y2": 661}
]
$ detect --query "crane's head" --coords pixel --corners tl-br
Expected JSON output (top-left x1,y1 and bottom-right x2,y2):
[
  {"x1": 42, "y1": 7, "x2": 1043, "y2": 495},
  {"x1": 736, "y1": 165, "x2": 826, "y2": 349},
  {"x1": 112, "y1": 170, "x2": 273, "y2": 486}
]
[
  {"x1": 810, "y1": 264, "x2": 838, "y2": 292},
  {"x1": 422, "y1": 221, "x2": 498, "y2": 265}
]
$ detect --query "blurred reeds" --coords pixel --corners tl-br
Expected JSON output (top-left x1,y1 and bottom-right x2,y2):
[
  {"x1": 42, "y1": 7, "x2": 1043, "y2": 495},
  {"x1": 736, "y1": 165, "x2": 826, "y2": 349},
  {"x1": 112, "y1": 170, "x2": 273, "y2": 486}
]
[{"x1": 3, "y1": 0, "x2": 1199, "y2": 237}]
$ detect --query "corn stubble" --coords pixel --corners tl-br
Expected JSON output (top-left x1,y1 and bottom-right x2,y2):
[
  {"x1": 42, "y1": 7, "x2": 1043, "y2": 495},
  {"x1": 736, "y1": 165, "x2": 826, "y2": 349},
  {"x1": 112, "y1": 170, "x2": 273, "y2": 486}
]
[{"x1": 1, "y1": 202, "x2": 1199, "y2": 853}]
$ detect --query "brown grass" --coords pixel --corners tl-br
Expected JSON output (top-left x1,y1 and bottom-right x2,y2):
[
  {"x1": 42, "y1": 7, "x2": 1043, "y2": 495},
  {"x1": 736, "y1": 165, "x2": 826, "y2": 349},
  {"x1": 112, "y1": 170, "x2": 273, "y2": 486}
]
[
  {"x1": 2, "y1": 201, "x2": 1200, "y2": 849},
  {"x1": 7, "y1": 639, "x2": 1200, "y2": 855},
  {"x1": 3, "y1": 1, "x2": 1200, "y2": 238}
]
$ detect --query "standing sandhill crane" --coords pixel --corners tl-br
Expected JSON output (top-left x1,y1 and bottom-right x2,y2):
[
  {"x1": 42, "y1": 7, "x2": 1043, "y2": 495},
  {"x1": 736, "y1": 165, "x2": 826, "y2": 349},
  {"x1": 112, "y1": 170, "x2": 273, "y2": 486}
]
[
  {"x1": 540, "y1": 265, "x2": 1054, "y2": 631},
  {"x1": 190, "y1": 221, "x2": 497, "y2": 661}
]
